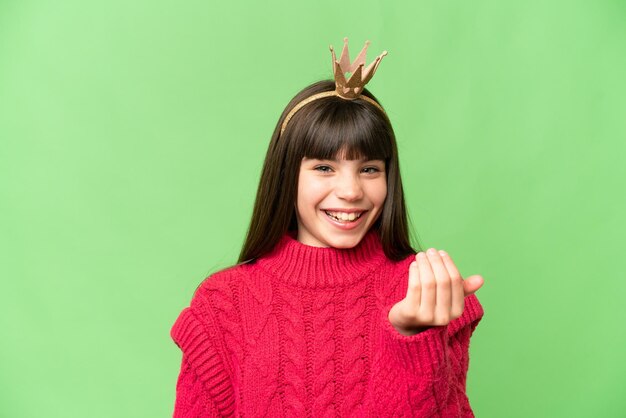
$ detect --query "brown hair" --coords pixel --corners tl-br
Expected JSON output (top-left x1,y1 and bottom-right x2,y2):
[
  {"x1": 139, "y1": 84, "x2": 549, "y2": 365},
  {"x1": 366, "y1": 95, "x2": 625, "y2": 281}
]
[{"x1": 238, "y1": 80, "x2": 418, "y2": 262}]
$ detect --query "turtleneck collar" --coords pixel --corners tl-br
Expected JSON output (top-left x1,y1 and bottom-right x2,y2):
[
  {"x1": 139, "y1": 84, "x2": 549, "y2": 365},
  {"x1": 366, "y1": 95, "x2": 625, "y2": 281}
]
[{"x1": 255, "y1": 229, "x2": 388, "y2": 288}]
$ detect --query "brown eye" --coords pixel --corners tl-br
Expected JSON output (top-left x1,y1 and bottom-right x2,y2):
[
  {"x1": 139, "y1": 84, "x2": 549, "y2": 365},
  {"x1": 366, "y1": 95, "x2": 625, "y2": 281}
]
[
  {"x1": 362, "y1": 166, "x2": 381, "y2": 174},
  {"x1": 314, "y1": 165, "x2": 332, "y2": 173}
]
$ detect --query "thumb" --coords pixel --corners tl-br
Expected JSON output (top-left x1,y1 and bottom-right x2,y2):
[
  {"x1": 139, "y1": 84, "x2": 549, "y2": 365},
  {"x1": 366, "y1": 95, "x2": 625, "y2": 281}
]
[{"x1": 463, "y1": 275, "x2": 484, "y2": 296}]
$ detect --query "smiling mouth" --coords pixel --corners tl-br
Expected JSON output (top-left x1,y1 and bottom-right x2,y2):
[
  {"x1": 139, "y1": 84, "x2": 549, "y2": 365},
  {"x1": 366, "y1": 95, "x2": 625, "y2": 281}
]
[{"x1": 323, "y1": 210, "x2": 365, "y2": 223}]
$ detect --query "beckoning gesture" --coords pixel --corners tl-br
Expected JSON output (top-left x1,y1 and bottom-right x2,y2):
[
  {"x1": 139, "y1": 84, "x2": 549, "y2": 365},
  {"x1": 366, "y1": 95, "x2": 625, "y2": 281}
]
[{"x1": 388, "y1": 248, "x2": 485, "y2": 336}]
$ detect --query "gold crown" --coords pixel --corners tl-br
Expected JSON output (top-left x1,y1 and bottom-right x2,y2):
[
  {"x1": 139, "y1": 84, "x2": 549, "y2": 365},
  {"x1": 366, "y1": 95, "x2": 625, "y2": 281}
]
[
  {"x1": 279, "y1": 38, "x2": 388, "y2": 135},
  {"x1": 331, "y1": 37, "x2": 388, "y2": 99}
]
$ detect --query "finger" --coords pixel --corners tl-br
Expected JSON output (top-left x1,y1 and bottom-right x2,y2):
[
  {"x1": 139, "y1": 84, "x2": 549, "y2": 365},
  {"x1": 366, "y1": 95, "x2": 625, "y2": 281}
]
[
  {"x1": 417, "y1": 251, "x2": 436, "y2": 324},
  {"x1": 406, "y1": 259, "x2": 421, "y2": 309},
  {"x1": 463, "y1": 275, "x2": 485, "y2": 295},
  {"x1": 427, "y1": 248, "x2": 451, "y2": 325},
  {"x1": 440, "y1": 250, "x2": 464, "y2": 319}
]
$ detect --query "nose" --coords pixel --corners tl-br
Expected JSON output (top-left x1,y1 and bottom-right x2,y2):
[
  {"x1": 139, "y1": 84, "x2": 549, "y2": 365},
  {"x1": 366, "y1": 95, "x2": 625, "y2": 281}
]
[{"x1": 334, "y1": 173, "x2": 363, "y2": 201}]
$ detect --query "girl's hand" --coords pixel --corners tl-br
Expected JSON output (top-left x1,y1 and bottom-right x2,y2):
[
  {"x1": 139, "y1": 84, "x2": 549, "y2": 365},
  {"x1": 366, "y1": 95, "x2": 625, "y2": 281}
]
[{"x1": 388, "y1": 248, "x2": 484, "y2": 336}]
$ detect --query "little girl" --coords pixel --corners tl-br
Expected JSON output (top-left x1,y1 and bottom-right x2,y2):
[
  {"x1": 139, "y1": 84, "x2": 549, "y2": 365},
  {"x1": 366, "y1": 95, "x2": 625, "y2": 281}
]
[{"x1": 171, "y1": 38, "x2": 484, "y2": 417}]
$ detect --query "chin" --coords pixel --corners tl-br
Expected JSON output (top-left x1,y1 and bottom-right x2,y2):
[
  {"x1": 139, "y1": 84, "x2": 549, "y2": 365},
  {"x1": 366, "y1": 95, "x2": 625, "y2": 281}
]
[{"x1": 324, "y1": 233, "x2": 364, "y2": 249}]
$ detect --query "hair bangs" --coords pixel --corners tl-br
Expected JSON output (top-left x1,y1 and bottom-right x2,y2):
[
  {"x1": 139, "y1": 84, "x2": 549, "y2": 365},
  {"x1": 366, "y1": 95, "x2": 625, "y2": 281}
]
[{"x1": 299, "y1": 98, "x2": 392, "y2": 162}]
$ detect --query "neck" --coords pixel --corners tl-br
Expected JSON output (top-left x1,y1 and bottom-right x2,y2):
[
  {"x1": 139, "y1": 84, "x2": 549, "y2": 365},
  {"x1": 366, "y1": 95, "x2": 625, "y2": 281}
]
[{"x1": 255, "y1": 230, "x2": 387, "y2": 288}]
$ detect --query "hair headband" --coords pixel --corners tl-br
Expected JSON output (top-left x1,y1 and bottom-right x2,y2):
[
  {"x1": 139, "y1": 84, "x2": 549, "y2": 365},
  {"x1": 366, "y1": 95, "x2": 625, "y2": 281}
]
[{"x1": 280, "y1": 38, "x2": 388, "y2": 135}]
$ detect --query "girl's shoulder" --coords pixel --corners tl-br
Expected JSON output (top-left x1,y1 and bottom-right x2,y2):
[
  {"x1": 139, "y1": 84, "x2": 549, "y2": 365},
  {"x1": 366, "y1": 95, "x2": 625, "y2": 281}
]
[
  {"x1": 189, "y1": 259, "x2": 273, "y2": 308},
  {"x1": 172, "y1": 264, "x2": 249, "y2": 342},
  {"x1": 192, "y1": 262, "x2": 249, "y2": 301}
]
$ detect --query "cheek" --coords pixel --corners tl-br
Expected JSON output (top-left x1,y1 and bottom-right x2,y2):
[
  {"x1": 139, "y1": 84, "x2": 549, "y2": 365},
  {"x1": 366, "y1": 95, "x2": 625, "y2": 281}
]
[
  {"x1": 296, "y1": 175, "x2": 327, "y2": 211},
  {"x1": 373, "y1": 180, "x2": 388, "y2": 208}
]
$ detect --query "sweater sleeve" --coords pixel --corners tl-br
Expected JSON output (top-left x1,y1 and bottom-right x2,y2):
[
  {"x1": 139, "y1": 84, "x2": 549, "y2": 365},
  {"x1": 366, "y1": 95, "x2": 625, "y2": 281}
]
[
  {"x1": 170, "y1": 305, "x2": 236, "y2": 417},
  {"x1": 367, "y1": 294, "x2": 484, "y2": 417},
  {"x1": 173, "y1": 356, "x2": 221, "y2": 417}
]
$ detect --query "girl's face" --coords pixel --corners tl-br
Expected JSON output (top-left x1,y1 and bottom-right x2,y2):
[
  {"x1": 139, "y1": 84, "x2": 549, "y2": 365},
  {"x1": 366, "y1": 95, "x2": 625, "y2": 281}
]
[{"x1": 295, "y1": 154, "x2": 387, "y2": 249}]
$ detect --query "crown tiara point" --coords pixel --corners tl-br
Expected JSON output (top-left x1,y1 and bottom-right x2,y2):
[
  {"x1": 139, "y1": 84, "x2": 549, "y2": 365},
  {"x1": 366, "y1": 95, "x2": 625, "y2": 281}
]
[{"x1": 331, "y1": 37, "x2": 386, "y2": 99}]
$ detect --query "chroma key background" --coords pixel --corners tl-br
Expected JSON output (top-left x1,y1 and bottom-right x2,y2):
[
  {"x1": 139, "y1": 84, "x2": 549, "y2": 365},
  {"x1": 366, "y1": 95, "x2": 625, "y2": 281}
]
[{"x1": 1, "y1": 0, "x2": 625, "y2": 416}]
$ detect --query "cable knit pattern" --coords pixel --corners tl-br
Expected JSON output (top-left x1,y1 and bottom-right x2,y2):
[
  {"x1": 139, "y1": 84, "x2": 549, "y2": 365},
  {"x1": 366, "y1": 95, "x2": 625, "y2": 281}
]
[
  {"x1": 171, "y1": 230, "x2": 484, "y2": 417},
  {"x1": 275, "y1": 284, "x2": 307, "y2": 416},
  {"x1": 340, "y1": 278, "x2": 369, "y2": 416}
]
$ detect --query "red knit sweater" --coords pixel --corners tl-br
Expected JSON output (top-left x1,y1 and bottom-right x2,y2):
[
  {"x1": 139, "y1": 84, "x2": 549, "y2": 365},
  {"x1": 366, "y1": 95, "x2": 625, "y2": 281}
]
[{"x1": 171, "y1": 231, "x2": 484, "y2": 417}]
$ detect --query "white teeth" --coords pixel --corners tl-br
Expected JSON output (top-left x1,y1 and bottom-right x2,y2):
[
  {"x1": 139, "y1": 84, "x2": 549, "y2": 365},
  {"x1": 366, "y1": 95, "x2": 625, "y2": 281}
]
[{"x1": 324, "y1": 211, "x2": 363, "y2": 222}]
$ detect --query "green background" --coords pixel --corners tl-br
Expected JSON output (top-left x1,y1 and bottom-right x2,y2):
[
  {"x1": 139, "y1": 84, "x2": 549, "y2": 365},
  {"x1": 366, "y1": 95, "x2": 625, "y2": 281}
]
[{"x1": 1, "y1": 0, "x2": 625, "y2": 416}]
